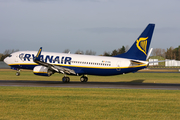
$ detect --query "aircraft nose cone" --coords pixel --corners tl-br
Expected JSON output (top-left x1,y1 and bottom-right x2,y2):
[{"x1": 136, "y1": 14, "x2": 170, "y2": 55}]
[{"x1": 3, "y1": 57, "x2": 9, "y2": 65}]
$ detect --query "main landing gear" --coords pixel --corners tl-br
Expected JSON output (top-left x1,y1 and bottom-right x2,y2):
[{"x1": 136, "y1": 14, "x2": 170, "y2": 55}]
[
  {"x1": 80, "y1": 75, "x2": 88, "y2": 82},
  {"x1": 62, "y1": 76, "x2": 70, "y2": 83},
  {"x1": 61, "y1": 75, "x2": 88, "y2": 83}
]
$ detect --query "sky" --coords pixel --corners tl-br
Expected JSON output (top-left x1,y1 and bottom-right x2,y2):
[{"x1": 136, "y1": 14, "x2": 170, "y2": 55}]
[{"x1": 0, "y1": 0, "x2": 180, "y2": 55}]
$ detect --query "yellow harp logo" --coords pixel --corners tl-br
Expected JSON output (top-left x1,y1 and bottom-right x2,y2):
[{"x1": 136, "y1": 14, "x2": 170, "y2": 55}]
[{"x1": 136, "y1": 37, "x2": 148, "y2": 55}]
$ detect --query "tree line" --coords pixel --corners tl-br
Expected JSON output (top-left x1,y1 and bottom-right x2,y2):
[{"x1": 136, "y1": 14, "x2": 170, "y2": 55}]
[
  {"x1": 1, "y1": 46, "x2": 180, "y2": 61},
  {"x1": 63, "y1": 49, "x2": 97, "y2": 55},
  {"x1": 0, "y1": 49, "x2": 19, "y2": 61},
  {"x1": 102, "y1": 46, "x2": 127, "y2": 56},
  {"x1": 151, "y1": 46, "x2": 180, "y2": 60},
  {"x1": 63, "y1": 46, "x2": 128, "y2": 56}
]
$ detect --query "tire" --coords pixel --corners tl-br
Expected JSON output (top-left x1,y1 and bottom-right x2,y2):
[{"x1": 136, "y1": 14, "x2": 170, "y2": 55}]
[
  {"x1": 66, "y1": 77, "x2": 70, "y2": 83},
  {"x1": 84, "y1": 77, "x2": 88, "y2": 82},
  {"x1": 62, "y1": 77, "x2": 67, "y2": 83},
  {"x1": 80, "y1": 77, "x2": 85, "y2": 82},
  {"x1": 62, "y1": 77, "x2": 70, "y2": 83},
  {"x1": 80, "y1": 76, "x2": 88, "y2": 82},
  {"x1": 16, "y1": 72, "x2": 20, "y2": 76}
]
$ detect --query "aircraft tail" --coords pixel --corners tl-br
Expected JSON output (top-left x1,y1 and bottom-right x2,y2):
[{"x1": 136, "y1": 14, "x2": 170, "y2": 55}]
[{"x1": 114, "y1": 24, "x2": 155, "y2": 61}]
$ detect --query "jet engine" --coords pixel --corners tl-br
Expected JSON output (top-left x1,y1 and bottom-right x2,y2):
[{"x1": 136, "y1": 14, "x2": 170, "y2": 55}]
[{"x1": 33, "y1": 66, "x2": 54, "y2": 76}]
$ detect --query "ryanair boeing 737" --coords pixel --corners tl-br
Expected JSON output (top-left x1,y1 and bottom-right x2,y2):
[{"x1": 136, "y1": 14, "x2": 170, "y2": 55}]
[{"x1": 4, "y1": 24, "x2": 155, "y2": 83}]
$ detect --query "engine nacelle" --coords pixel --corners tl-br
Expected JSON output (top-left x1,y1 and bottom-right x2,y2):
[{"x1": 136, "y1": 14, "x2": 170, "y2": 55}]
[{"x1": 33, "y1": 66, "x2": 53, "y2": 76}]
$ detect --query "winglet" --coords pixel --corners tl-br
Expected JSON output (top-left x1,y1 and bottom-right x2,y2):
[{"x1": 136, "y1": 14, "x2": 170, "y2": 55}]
[{"x1": 34, "y1": 47, "x2": 42, "y2": 62}]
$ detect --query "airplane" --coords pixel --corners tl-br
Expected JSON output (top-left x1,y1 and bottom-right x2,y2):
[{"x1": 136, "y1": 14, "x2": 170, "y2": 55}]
[{"x1": 4, "y1": 23, "x2": 155, "y2": 83}]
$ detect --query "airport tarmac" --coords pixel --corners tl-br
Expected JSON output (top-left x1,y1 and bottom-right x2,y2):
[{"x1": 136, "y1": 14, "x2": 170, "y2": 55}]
[{"x1": 0, "y1": 80, "x2": 180, "y2": 90}]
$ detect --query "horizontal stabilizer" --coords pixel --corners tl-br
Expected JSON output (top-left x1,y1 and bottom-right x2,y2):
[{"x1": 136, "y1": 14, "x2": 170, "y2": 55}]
[{"x1": 149, "y1": 60, "x2": 169, "y2": 64}]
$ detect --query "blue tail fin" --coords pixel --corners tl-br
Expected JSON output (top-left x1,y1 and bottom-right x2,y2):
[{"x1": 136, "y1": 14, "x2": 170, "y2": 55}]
[{"x1": 114, "y1": 24, "x2": 155, "y2": 61}]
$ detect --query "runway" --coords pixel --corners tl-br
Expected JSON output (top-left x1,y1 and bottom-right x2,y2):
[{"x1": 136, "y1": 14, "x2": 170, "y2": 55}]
[{"x1": 0, "y1": 80, "x2": 180, "y2": 90}]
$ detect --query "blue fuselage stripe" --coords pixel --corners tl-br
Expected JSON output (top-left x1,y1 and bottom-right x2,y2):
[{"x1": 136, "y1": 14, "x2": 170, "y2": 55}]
[{"x1": 9, "y1": 64, "x2": 146, "y2": 76}]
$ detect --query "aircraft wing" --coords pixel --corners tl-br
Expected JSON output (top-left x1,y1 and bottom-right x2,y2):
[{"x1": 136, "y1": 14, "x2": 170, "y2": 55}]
[{"x1": 33, "y1": 47, "x2": 76, "y2": 75}]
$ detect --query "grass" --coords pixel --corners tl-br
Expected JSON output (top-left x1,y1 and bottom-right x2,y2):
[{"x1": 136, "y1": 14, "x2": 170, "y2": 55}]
[
  {"x1": 0, "y1": 87, "x2": 180, "y2": 120},
  {"x1": 1, "y1": 69, "x2": 180, "y2": 119},
  {"x1": 0, "y1": 69, "x2": 180, "y2": 83}
]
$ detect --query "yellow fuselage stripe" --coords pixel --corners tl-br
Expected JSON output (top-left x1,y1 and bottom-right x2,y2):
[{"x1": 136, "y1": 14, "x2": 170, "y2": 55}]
[{"x1": 8, "y1": 63, "x2": 147, "y2": 69}]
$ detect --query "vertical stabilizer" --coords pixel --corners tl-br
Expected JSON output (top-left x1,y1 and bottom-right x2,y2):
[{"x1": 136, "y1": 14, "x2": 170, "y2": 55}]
[{"x1": 114, "y1": 24, "x2": 155, "y2": 61}]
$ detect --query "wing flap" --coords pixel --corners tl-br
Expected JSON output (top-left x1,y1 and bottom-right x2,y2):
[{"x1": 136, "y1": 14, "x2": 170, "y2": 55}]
[{"x1": 34, "y1": 47, "x2": 76, "y2": 75}]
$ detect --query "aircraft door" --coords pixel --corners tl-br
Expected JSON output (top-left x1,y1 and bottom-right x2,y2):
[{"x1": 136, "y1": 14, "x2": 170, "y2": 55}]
[
  {"x1": 15, "y1": 55, "x2": 18, "y2": 62},
  {"x1": 116, "y1": 61, "x2": 121, "y2": 71}
]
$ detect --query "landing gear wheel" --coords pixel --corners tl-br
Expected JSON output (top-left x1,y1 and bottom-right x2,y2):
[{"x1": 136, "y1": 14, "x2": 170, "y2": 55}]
[
  {"x1": 80, "y1": 77, "x2": 84, "y2": 82},
  {"x1": 80, "y1": 76, "x2": 88, "y2": 82},
  {"x1": 16, "y1": 72, "x2": 20, "y2": 76},
  {"x1": 62, "y1": 77, "x2": 70, "y2": 83},
  {"x1": 85, "y1": 77, "x2": 88, "y2": 82},
  {"x1": 66, "y1": 77, "x2": 70, "y2": 83}
]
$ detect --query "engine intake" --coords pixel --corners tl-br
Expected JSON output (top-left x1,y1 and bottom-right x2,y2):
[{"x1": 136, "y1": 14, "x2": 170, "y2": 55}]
[{"x1": 33, "y1": 66, "x2": 53, "y2": 76}]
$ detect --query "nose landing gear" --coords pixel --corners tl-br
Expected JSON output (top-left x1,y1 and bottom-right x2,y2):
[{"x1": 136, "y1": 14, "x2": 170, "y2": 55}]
[{"x1": 16, "y1": 69, "x2": 20, "y2": 76}]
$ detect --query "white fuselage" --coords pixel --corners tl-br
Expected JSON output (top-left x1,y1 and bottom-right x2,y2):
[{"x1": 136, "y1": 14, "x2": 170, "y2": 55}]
[{"x1": 4, "y1": 51, "x2": 148, "y2": 76}]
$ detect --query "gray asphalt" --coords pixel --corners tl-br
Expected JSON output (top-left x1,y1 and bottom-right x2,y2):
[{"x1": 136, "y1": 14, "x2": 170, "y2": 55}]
[{"x1": 0, "y1": 80, "x2": 180, "y2": 90}]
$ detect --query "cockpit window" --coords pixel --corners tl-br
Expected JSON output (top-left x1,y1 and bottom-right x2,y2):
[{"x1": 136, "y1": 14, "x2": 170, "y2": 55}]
[{"x1": 8, "y1": 55, "x2": 12, "y2": 57}]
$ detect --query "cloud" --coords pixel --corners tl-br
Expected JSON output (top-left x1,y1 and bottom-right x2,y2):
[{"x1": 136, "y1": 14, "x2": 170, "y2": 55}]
[
  {"x1": 23, "y1": 0, "x2": 112, "y2": 3},
  {"x1": 93, "y1": 0, "x2": 105, "y2": 1},
  {"x1": 83, "y1": 26, "x2": 180, "y2": 34},
  {"x1": 83, "y1": 27, "x2": 141, "y2": 33},
  {"x1": 22, "y1": 0, "x2": 60, "y2": 3},
  {"x1": 156, "y1": 27, "x2": 180, "y2": 33}
]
